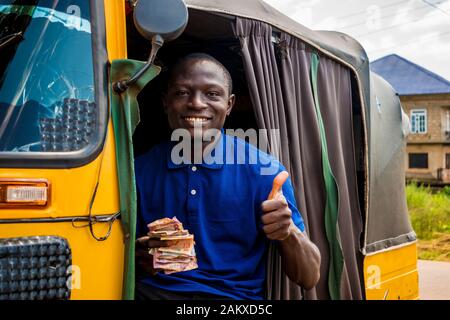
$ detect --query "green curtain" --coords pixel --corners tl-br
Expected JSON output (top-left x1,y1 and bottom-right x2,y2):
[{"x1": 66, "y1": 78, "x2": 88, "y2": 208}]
[
  {"x1": 109, "y1": 60, "x2": 160, "y2": 300},
  {"x1": 310, "y1": 53, "x2": 344, "y2": 300}
]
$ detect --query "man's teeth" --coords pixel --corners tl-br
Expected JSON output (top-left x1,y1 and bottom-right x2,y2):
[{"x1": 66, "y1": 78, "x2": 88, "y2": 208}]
[{"x1": 185, "y1": 117, "x2": 208, "y2": 122}]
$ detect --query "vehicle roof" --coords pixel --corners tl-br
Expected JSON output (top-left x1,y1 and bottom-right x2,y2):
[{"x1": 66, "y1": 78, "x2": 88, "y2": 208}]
[
  {"x1": 185, "y1": 0, "x2": 369, "y2": 80},
  {"x1": 184, "y1": 0, "x2": 372, "y2": 127}
]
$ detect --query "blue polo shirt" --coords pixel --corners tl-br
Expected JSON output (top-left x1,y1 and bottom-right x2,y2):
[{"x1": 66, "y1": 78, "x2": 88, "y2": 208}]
[{"x1": 135, "y1": 133, "x2": 305, "y2": 300}]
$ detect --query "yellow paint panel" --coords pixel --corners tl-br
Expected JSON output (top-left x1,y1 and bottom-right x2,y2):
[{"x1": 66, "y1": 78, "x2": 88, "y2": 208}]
[
  {"x1": 0, "y1": 221, "x2": 124, "y2": 300},
  {"x1": 364, "y1": 242, "x2": 419, "y2": 300},
  {"x1": 0, "y1": 122, "x2": 120, "y2": 219},
  {"x1": 104, "y1": 0, "x2": 127, "y2": 60},
  {"x1": 0, "y1": 121, "x2": 124, "y2": 299}
]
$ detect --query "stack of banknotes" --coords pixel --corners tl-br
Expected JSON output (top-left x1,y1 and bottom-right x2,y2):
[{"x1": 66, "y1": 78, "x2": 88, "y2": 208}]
[{"x1": 148, "y1": 217, "x2": 198, "y2": 274}]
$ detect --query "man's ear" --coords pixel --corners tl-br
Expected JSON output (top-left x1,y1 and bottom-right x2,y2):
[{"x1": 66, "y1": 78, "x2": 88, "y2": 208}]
[{"x1": 226, "y1": 94, "x2": 236, "y2": 116}]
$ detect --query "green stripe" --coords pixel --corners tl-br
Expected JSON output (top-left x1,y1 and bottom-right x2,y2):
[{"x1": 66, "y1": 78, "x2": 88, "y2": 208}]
[
  {"x1": 310, "y1": 53, "x2": 344, "y2": 300},
  {"x1": 110, "y1": 60, "x2": 160, "y2": 300}
]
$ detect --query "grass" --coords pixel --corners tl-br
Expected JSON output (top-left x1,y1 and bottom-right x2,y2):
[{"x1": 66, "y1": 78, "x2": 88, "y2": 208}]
[
  {"x1": 417, "y1": 233, "x2": 450, "y2": 261},
  {"x1": 406, "y1": 183, "x2": 450, "y2": 261}
]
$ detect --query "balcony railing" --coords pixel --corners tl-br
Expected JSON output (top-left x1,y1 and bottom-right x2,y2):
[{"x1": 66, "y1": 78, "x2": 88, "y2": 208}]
[{"x1": 437, "y1": 168, "x2": 450, "y2": 182}]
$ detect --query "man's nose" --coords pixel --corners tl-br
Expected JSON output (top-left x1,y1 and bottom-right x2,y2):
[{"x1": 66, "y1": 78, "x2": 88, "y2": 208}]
[{"x1": 187, "y1": 92, "x2": 207, "y2": 109}]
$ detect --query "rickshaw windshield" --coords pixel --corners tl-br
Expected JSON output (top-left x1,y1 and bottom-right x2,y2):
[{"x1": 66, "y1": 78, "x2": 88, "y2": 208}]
[{"x1": 0, "y1": 0, "x2": 96, "y2": 153}]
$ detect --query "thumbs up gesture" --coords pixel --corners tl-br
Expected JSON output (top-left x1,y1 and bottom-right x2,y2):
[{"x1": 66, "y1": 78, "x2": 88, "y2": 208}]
[{"x1": 261, "y1": 171, "x2": 295, "y2": 241}]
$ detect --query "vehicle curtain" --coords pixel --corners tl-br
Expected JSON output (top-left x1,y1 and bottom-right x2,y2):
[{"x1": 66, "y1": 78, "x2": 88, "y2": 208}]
[
  {"x1": 109, "y1": 60, "x2": 161, "y2": 300},
  {"x1": 233, "y1": 17, "x2": 364, "y2": 300}
]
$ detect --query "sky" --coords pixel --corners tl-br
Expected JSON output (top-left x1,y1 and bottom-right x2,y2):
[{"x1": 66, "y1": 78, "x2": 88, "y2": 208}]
[{"x1": 263, "y1": 0, "x2": 450, "y2": 81}]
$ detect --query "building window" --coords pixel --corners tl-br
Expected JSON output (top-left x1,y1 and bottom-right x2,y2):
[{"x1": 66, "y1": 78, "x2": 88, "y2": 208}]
[
  {"x1": 410, "y1": 110, "x2": 427, "y2": 134},
  {"x1": 446, "y1": 154, "x2": 450, "y2": 169},
  {"x1": 409, "y1": 153, "x2": 428, "y2": 169},
  {"x1": 446, "y1": 110, "x2": 450, "y2": 135}
]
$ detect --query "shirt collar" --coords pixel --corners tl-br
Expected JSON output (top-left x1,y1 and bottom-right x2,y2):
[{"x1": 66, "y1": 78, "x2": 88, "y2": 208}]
[{"x1": 167, "y1": 129, "x2": 225, "y2": 170}]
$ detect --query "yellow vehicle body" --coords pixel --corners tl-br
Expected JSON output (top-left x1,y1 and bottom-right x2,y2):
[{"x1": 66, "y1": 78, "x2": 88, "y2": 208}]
[
  {"x1": 364, "y1": 242, "x2": 419, "y2": 300},
  {"x1": 0, "y1": 0, "x2": 419, "y2": 300},
  {"x1": 0, "y1": 126, "x2": 125, "y2": 299},
  {"x1": 0, "y1": 0, "x2": 127, "y2": 299}
]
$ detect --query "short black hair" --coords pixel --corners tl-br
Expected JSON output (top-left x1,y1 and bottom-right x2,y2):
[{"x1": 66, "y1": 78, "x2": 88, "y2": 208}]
[{"x1": 167, "y1": 53, "x2": 233, "y2": 95}]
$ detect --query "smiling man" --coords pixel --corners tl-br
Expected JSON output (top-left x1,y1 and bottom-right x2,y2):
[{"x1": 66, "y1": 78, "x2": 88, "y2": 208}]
[{"x1": 134, "y1": 53, "x2": 320, "y2": 300}]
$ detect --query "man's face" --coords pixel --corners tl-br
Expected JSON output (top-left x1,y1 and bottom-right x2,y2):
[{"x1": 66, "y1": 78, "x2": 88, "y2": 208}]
[{"x1": 163, "y1": 59, "x2": 235, "y2": 139}]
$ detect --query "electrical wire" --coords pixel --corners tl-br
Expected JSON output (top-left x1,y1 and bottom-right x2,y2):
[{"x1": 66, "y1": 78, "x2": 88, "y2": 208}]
[
  {"x1": 332, "y1": 0, "x2": 412, "y2": 20},
  {"x1": 369, "y1": 29, "x2": 450, "y2": 54},
  {"x1": 422, "y1": 0, "x2": 450, "y2": 16},
  {"x1": 339, "y1": 4, "x2": 430, "y2": 30},
  {"x1": 86, "y1": 136, "x2": 114, "y2": 241},
  {"x1": 353, "y1": 10, "x2": 442, "y2": 38}
]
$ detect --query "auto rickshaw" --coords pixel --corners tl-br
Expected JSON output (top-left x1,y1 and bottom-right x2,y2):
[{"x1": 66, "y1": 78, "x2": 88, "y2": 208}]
[{"x1": 0, "y1": 0, "x2": 418, "y2": 300}]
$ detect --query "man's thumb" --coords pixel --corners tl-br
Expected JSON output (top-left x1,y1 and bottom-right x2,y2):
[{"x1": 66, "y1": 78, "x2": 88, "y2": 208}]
[{"x1": 268, "y1": 171, "x2": 289, "y2": 200}]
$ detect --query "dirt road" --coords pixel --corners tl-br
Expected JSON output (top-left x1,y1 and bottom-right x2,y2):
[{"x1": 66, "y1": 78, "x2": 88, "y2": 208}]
[{"x1": 418, "y1": 260, "x2": 450, "y2": 300}]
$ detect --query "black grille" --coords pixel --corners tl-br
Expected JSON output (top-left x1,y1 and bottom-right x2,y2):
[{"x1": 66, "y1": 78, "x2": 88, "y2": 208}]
[
  {"x1": 39, "y1": 98, "x2": 96, "y2": 152},
  {"x1": 0, "y1": 236, "x2": 72, "y2": 300}
]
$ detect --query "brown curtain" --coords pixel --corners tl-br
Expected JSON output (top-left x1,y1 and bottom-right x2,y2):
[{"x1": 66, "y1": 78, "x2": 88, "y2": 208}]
[
  {"x1": 315, "y1": 52, "x2": 365, "y2": 300},
  {"x1": 233, "y1": 17, "x2": 302, "y2": 300},
  {"x1": 233, "y1": 17, "x2": 364, "y2": 300}
]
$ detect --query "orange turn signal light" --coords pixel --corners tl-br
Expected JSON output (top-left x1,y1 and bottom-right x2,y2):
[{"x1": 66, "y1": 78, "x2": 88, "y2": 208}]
[{"x1": 0, "y1": 180, "x2": 49, "y2": 207}]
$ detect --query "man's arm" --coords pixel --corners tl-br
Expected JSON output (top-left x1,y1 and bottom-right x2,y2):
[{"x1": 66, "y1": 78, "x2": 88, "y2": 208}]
[
  {"x1": 261, "y1": 195, "x2": 321, "y2": 289},
  {"x1": 279, "y1": 226, "x2": 321, "y2": 289}
]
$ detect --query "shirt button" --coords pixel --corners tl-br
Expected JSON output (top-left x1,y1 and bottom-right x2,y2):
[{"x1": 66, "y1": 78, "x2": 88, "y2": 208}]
[
  {"x1": 191, "y1": 166, "x2": 197, "y2": 172},
  {"x1": 190, "y1": 189, "x2": 197, "y2": 196}
]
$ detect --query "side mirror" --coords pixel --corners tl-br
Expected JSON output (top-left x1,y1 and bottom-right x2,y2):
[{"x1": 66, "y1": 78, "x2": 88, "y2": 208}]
[
  {"x1": 114, "y1": 0, "x2": 189, "y2": 93},
  {"x1": 134, "y1": 0, "x2": 188, "y2": 43}
]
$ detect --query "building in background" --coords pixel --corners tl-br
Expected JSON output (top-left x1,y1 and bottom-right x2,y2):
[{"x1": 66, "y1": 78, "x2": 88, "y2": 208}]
[{"x1": 371, "y1": 54, "x2": 450, "y2": 184}]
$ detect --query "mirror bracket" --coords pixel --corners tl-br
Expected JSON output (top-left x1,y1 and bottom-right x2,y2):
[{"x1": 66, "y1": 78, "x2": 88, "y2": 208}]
[
  {"x1": 113, "y1": 35, "x2": 164, "y2": 93},
  {"x1": 126, "y1": 0, "x2": 138, "y2": 8},
  {"x1": 113, "y1": 0, "x2": 188, "y2": 94}
]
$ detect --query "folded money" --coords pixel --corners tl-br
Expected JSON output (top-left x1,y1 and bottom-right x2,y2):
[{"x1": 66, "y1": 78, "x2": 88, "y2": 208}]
[
  {"x1": 147, "y1": 217, "x2": 198, "y2": 274},
  {"x1": 148, "y1": 229, "x2": 189, "y2": 239},
  {"x1": 154, "y1": 250, "x2": 194, "y2": 264},
  {"x1": 148, "y1": 216, "x2": 183, "y2": 232},
  {"x1": 157, "y1": 259, "x2": 198, "y2": 275}
]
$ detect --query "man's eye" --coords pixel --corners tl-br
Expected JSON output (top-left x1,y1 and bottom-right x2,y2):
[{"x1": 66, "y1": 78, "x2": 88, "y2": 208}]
[
  {"x1": 176, "y1": 90, "x2": 189, "y2": 96},
  {"x1": 207, "y1": 91, "x2": 220, "y2": 97}
]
